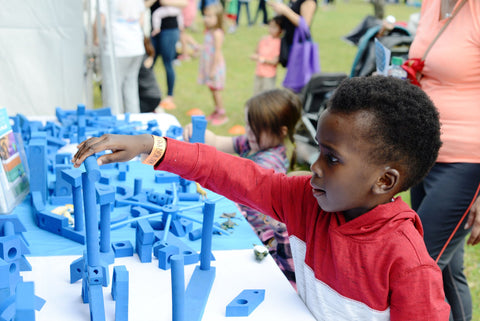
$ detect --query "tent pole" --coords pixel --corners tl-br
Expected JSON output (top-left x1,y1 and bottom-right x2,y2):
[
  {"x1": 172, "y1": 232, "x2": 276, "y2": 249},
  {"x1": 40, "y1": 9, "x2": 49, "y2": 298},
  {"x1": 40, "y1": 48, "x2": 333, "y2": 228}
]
[{"x1": 84, "y1": 0, "x2": 94, "y2": 110}]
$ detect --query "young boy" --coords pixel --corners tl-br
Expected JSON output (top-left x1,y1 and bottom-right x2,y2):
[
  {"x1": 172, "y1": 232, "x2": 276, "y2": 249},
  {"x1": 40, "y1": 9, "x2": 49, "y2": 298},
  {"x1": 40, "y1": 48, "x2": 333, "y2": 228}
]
[
  {"x1": 72, "y1": 76, "x2": 450, "y2": 320},
  {"x1": 249, "y1": 16, "x2": 283, "y2": 95}
]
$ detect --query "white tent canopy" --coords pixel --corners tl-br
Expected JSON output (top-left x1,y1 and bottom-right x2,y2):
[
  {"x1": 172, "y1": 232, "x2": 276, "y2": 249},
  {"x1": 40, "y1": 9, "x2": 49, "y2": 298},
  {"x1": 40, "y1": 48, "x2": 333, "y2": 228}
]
[{"x1": 0, "y1": 0, "x2": 85, "y2": 116}]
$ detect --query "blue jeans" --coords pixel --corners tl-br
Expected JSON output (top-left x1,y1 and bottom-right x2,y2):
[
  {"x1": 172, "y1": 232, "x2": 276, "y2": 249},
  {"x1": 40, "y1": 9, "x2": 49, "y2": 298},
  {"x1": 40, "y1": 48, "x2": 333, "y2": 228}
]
[
  {"x1": 411, "y1": 162, "x2": 480, "y2": 321},
  {"x1": 151, "y1": 28, "x2": 180, "y2": 96},
  {"x1": 236, "y1": 1, "x2": 252, "y2": 26},
  {"x1": 254, "y1": 0, "x2": 268, "y2": 24}
]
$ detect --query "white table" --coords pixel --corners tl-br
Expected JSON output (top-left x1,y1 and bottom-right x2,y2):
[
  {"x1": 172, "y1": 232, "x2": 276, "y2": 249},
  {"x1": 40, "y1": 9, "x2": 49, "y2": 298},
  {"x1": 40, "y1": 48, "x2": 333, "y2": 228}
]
[
  {"x1": 25, "y1": 250, "x2": 315, "y2": 321},
  {"x1": 18, "y1": 112, "x2": 315, "y2": 320}
]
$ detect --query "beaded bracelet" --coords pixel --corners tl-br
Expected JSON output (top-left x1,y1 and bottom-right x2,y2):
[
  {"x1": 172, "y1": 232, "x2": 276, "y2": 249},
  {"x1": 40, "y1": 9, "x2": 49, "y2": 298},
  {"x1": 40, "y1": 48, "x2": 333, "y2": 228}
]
[{"x1": 142, "y1": 135, "x2": 166, "y2": 166}]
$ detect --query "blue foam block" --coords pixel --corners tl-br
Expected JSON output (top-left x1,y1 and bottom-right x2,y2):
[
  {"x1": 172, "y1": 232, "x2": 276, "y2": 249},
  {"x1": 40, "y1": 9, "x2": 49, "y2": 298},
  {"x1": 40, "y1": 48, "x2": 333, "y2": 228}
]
[
  {"x1": 154, "y1": 172, "x2": 180, "y2": 184},
  {"x1": 0, "y1": 260, "x2": 10, "y2": 288},
  {"x1": 15, "y1": 281, "x2": 46, "y2": 313},
  {"x1": 70, "y1": 256, "x2": 85, "y2": 284},
  {"x1": 136, "y1": 220, "x2": 155, "y2": 245},
  {"x1": 170, "y1": 219, "x2": 187, "y2": 237},
  {"x1": 135, "y1": 240, "x2": 152, "y2": 263},
  {"x1": 0, "y1": 235, "x2": 22, "y2": 262},
  {"x1": 31, "y1": 191, "x2": 45, "y2": 211},
  {"x1": 28, "y1": 139, "x2": 48, "y2": 202},
  {"x1": 118, "y1": 171, "x2": 127, "y2": 181},
  {"x1": 87, "y1": 283, "x2": 106, "y2": 321},
  {"x1": 112, "y1": 265, "x2": 129, "y2": 321},
  {"x1": 96, "y1": 185, "x2": 115, "y2": 205},
  {"x1": 171, "y1": 255, "x2": 185, "y2": 321},
  {"x1": 190, "y1": 115, "x2": 207, "y2": 144},
  {"x1": 87, "y1": 265, "x2": 105, "y2": 286},
  {"x1": 54, "y1": 164, "x2": 72, "y2": 197},
  {"x1": 153, "y1": 231, "x2": 201, "y2": 266},
  {"x1": 36, "y1": 211, "x2": 68, "y2": 236},
  {"x1": 225, "y1": 289, "x2": 265, "y2": 317},
  {"x1": 62, "y1": 227, "x2": 85, "y2": 244},
  {"x1": 157, "y1": 245, "x2": 179, "y2": 270},
  {"x1": 130, "y1": 206, "x2": 149, "y2": 218},
  {"x1": 184, "y1": 266, "x2": 216, "y2": 321},
  {"x1": 112, "y1": 241, "x2": 134, "y2": 258}
]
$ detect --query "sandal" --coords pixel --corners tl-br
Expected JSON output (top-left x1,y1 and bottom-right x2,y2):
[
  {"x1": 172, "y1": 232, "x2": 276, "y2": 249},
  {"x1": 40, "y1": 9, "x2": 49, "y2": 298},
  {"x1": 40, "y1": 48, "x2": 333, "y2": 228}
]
[
  {"x1": 206, "y1": 110, "x2": 219, "y2": 121},
  {"x1": 210, "y1": 113, "x2": 228, "y2": 126}
]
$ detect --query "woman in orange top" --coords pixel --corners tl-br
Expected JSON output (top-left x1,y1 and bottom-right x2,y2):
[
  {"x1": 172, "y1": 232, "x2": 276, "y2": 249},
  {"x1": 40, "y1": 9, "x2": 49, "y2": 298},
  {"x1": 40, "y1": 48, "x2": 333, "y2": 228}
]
[{"x1": 408, "y1": 0, "x2": 480, "y2": 320}]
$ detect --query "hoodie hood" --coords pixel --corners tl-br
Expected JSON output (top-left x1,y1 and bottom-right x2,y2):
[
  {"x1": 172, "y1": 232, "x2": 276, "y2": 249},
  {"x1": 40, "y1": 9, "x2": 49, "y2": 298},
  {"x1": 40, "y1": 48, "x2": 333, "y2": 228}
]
[{"x1": 332, "y1": 196, "x2": 423, "y2": 239}]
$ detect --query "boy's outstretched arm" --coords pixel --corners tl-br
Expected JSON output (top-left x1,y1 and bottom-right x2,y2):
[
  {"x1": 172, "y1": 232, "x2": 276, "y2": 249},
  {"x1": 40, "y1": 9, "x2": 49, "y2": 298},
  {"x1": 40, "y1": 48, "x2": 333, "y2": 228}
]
[{"x1": 72, "y1": 134, "x2": 154, "y2": 167}]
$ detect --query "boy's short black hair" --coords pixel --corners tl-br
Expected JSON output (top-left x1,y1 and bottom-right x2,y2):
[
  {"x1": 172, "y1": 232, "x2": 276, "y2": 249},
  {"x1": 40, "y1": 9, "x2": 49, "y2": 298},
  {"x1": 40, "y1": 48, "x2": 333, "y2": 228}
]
[{"x1": 326, "y1": 76, "x2": 442, "y2": 191}]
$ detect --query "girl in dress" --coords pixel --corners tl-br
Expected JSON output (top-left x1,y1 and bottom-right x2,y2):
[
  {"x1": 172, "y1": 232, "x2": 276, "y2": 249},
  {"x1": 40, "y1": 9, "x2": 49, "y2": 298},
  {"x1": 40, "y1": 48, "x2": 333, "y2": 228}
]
[{"x1": 198, "y1": 3, "x2": 227, "y2": 126}]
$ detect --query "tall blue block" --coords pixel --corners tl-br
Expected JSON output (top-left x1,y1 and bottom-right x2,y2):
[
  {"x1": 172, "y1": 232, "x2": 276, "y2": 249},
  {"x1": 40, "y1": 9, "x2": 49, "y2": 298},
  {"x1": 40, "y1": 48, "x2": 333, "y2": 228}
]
[
  {"x1": 28, "y1": 139, "x2": 48, "y2": 202},
  {"x1": 190, "y1": 115, "x2": 207, "y2": 143}
]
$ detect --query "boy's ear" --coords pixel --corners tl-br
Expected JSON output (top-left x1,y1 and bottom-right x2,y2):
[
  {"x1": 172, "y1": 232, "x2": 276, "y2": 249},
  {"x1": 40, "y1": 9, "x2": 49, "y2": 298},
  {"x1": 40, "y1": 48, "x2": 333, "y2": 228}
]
[
  {"x1": 281, "y1": 125, "x2": 288, "y2": 138},
  {"x1": 373, "y1": 167, "x2": 400, "y2": 195}
]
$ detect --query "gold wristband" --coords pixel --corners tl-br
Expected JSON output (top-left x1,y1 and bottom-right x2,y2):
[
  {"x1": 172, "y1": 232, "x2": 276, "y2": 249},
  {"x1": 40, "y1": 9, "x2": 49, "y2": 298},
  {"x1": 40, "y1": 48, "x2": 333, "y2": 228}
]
[{"x1": 142, "y1": 135, "x2": 166, "y2": 166}]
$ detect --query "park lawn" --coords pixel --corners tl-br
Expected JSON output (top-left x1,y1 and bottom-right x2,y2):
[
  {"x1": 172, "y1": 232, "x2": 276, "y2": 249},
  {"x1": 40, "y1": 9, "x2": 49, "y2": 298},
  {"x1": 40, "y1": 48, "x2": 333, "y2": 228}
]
[{"x1": 96, "y1": 0, "x2": 480, "y2": 318}]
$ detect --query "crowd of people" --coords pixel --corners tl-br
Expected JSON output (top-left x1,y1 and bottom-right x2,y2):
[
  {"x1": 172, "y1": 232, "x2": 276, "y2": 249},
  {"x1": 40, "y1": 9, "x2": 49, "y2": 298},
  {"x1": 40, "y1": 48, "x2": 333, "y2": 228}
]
[
  {"x1": 93, "y1": 0, "x2": 480, "y2": 320},
  {"x1": 96, "y1": 0, "x2": 318, "y2": 119}
]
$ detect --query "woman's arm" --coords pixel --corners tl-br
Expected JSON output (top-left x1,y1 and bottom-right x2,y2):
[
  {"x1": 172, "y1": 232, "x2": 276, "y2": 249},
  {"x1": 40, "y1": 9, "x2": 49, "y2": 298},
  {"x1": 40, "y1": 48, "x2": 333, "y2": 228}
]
[
  {"x1": 268, "y1": 0, "x2": 316, "y2": 27},
  {"x1": 160, "y1": 0, "x2": 188, "y2": 8},
  {"x1": 145, "y1": 0, "x2": 158, "y2": 8}
]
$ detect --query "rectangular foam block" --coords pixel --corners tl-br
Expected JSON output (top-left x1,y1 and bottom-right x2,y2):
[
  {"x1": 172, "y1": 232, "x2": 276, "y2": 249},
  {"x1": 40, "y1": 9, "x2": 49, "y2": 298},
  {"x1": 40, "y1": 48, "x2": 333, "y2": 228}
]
[
  {"x1": 225, "y1": 289, "x2": 265, "y2": 317},
  {"x1": 112, "y1": 241, "x2": 134, "y2": 258},
  {"x1": 184, "y1": 266, "x2": 216, "y2": 321}
]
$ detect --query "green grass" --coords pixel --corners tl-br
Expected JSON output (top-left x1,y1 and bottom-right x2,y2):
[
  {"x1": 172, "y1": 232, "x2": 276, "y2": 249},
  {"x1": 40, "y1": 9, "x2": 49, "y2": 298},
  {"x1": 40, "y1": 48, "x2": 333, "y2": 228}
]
[{"x1": 96, "y1": 0, "x2": 480, "y2": 318}]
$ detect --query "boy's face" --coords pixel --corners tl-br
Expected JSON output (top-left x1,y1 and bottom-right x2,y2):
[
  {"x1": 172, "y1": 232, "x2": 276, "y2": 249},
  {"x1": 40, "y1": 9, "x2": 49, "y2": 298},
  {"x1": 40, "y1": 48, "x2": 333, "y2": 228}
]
[{"x1": 310, "y1": 109, "x2": 387, "y2": 220}]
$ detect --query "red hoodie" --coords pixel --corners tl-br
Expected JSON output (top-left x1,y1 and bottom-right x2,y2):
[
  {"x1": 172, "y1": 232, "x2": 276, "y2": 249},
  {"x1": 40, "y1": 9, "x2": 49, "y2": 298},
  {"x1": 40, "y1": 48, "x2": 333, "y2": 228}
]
[{"x1": 157, "y1": 139, "x2": 450, "y2": 320}]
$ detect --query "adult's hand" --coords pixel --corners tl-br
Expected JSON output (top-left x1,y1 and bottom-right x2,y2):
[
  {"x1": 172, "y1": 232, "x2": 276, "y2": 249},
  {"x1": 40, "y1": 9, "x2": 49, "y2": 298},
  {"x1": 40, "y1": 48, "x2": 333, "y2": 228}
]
[
  {"x1": 268, "y1": 1, "x2": 291, "y2": 16},
  {"x1": 465, "y1": 194, "x2": 480, "y2": 246},
  {"x1": 72, "y1": 134, "x2": 154, "y2": 168}
]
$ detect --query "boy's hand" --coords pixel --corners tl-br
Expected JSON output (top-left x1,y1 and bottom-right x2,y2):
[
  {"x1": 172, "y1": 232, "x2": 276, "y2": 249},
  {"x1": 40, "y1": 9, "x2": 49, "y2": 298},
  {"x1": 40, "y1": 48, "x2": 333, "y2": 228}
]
[
  {"x1": 465, "y1": 194, "x2": 480, "y2": 246},
  {"x1": 72, "y1": 134, "x2": 154, "y2": 168},
  {"x1": 250, "y1": 53, "x2": 259, "y2": 61}
]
